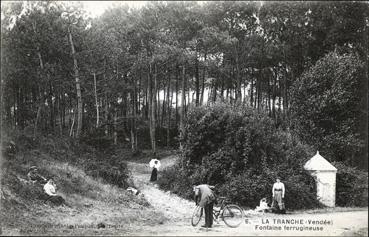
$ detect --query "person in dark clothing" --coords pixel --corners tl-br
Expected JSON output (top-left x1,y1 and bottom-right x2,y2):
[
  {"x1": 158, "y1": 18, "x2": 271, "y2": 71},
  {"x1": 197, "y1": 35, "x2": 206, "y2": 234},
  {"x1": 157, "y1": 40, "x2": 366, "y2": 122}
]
[
  {"x1": 193, "y1": 184, "x2": 216, "y2": 228},
  {"x1": 27, "y1": 166, "x2": 47, "y2": 184},
  {"x1": 149, "y1": 159, "x2": 161, "y2": 182}
]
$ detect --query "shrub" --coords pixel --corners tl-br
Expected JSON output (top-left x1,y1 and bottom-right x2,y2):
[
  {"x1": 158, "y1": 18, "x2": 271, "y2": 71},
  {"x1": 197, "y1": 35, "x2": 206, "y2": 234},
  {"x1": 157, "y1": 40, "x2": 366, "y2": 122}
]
[
  {"x1": 84, "y1": 158, "x2": 131, "y2": 189},
  {"x1": 160, "y1": 103, "x2": 322, "y2": 210},
  {"x1": 290, "y1": 52, "x2": 367, "y2": 167},
  {"x1": 333, "y1": 162, "x2": 368, "y2": 207}
]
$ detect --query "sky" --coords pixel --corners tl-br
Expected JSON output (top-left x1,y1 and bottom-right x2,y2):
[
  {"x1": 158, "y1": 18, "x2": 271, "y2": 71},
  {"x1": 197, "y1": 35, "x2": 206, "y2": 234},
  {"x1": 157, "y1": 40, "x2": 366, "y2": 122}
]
[{"x1": 82, "y1": 1, "x2": 147, "y2": 17}]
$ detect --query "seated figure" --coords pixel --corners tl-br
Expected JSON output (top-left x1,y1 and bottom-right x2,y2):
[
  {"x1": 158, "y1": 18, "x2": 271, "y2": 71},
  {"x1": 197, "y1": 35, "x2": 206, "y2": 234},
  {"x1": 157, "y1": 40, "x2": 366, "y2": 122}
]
[
  {"x1": 255, "y1": 198, "x2": 270, "y2": 212},
  {"x1": 43, "y1": 179, "x2": 66, "y2": 206},
  {"x1": 27, "y1": 166, "x2": 47, "y2": 184}
]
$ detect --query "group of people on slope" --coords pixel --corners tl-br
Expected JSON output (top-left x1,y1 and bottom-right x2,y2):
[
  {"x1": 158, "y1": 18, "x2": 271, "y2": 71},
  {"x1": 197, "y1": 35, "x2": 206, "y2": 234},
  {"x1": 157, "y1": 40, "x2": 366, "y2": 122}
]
[{"x1": 27, "y1": 166, "x2": 67, "y2": 206}]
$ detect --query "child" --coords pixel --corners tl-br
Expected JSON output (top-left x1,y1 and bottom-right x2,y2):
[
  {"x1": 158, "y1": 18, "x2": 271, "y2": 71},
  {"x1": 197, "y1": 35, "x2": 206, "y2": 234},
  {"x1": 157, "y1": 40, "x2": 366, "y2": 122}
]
[{"x1": 255, "y1": 198, "x2": 270, "y2": 212}]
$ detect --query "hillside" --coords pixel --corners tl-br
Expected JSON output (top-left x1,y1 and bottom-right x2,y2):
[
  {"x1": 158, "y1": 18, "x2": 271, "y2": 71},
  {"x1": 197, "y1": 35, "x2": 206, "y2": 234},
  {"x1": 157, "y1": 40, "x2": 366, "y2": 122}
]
[{"x1": 0, "y1": 130, "x2": 167, "y2": 235}]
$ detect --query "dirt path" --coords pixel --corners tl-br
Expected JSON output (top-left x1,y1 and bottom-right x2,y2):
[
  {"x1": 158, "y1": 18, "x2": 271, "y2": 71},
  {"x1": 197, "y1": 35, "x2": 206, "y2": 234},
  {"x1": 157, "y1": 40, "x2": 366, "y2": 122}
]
[{"x1": 128, "y1": 156, "x2": 368, "y2": 236}]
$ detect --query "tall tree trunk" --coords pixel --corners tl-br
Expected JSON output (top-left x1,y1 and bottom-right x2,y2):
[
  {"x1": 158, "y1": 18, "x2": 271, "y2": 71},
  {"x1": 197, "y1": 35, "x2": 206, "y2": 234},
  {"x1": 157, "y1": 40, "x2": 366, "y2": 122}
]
[
  {"x1": 257, "y1": 72, "x2": 261, "y2": 111},
  {"x1": 212, "y1": 80, "x2": 217, "y2": 103},
  {"x1": 104, "y1": 59, "x2": 109, "y2": 136},
  {"x1": 131, "y1": 84, "x2": 137, "y2": 152},
  {"x1": 235, "y1": 51, "x2": 242, "y2": 102},
  {"x1": 135, "y1": 71, "x2": 142, "y2": 116},
  {"x1": 175, "y1": 65, "x2": 179, "y2": 126},
  {"x1": 250, "y1": 75, "x2": 254, "y2": 107},
  {"x1": 267, "y1": 72, "x2": 271, "y2": 115},
  {"x1": 93, "y1": 72, "x2": 99, "y2": 128},
  {"x1": 151, "y1": 64, "x2": 157, "y2": 154},
  {"x1": 200, "y1": 53, "x2": 207, "y2": 105},
  {"x1": 0, "y1": 65, "x2": 4, "y2": 138},
  {"x1": 145, "y1": 75, "x2": 149, "y2": 119},
  {"x1": 48, "y1": 80, "x2": 54, "y2": 131},
  {"x1": 195, "y1": 52, "x2": 200, "y2": 106},
  {"x1": 68, "y1": 26, "x2": 82, "y2": 138},
  {"x1": 69, "y1": 106, "x2": 77, "y2": 137},
  {"x1": 161, "y1": 74, "x2": 166, "y2": 128},
  {"x1": 113, "y1": 107, "x2": 117, "y2": 145},
  {"x1": 272, "y1": 69, "x2": 277, "y2": 118},
  {"x1": 180, "y1": 65, "x2": 186, "y2": 150},
  {"x1": 34, "y1": 50, "x2": 45, "y2": 137},
  {"x1": 58, "y1": 92, "x2": 63, "y2": 135},
  {"x1": 32, "y1": 21, "x2": 47, "y2": 137},
  {"x1": 284, "y1": 68, "x2": 289, "y2": 116},
  {"x1": 166, "y1": 69, "x2": 171, "y2": 147},
  {"x1": 148, "y1": 67, "x2": 152, "y2": 147}
]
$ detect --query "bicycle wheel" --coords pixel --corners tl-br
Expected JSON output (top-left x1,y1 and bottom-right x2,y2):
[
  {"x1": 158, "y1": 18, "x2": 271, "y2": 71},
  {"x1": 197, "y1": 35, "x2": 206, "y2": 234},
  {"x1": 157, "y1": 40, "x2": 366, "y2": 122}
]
[
  {"x1": 222, "y1": 204, "x2": 243, "y2": 228},
  {"x1": 191, "y1": 206, "x2": 203, "y2": 227}
]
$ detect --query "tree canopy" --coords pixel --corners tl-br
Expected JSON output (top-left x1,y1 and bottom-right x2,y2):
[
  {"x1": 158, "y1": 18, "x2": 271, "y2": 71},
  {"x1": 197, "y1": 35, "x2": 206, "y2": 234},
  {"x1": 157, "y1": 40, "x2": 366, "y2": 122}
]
[{"x1": 1, "y1": 1, "x2": 368, "y2": 169}]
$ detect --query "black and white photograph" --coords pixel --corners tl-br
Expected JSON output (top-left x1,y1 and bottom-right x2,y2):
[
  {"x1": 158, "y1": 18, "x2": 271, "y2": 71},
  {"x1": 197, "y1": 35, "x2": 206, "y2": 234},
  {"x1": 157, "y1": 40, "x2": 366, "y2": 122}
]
[{"x1": 0, "y1": 1, "x2": 368, "y2": 236}]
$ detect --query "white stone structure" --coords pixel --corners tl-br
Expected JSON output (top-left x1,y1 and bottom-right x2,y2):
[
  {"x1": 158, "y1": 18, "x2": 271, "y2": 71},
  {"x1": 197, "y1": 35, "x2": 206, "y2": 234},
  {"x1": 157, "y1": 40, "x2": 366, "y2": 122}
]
[{"x1": 304, "y1": 151, "x2": 337, "y2": 207}]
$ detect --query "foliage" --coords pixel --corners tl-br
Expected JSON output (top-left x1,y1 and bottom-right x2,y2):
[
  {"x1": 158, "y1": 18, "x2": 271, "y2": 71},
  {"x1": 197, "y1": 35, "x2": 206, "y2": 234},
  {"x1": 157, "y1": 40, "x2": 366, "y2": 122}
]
[
  {"x1": 290, "y1": 52, "x2": 366, "y2": 166},
  {"x1": 160, "y1": 103, "x2": 322, "y2": 210},
  {"x1": 333, "y1": 162, "x2": 368, "y2": 207},
  {"x1": 84, "y1": 159, "x2": 130, "y2": 189},
  {"x1": 1, "y1": 2, "x2": 367, "y2": 169},
  {"x1": 2, "y1": 128, "x2": 133, "y2": 190}
]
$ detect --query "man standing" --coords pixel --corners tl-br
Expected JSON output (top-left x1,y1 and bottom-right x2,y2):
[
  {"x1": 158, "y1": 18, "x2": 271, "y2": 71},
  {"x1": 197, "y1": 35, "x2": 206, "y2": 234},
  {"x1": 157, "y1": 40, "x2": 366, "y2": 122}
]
[
  {"x1": 193, "y1": 184, "x2": 216, "y2": 228},
  {"x1": 272, "y1": 178, "x2": 285, "y2": 213}
]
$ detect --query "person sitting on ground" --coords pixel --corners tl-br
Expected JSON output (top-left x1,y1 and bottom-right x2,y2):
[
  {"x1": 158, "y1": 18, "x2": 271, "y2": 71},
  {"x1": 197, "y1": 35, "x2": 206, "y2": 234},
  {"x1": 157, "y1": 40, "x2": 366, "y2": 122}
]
[
  {"x1": 127, "y1": 187, "x2": 142, "y2": 196},
  {"x1": 27, "y1": 166, "x2": 47, "y2": 184},
  {"x1": 193, "y1": 184, "x2": 216, "y2": 228},
  {"x1": 255, "y1": 198, "x2": 270, "y2": 212},
  {"x1": 43, "y1": 179, "x2": 66, "y2": 206},
  {"x1": 149, "y1": 158, "x2": 161, "y2": 182}
]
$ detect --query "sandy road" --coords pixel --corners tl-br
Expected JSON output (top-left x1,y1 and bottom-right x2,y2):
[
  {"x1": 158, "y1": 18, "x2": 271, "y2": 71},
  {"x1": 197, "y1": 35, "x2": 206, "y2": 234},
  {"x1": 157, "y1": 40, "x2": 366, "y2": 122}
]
[{"x1": 127, "y1": 156, "x2": 368, "y2": 236}]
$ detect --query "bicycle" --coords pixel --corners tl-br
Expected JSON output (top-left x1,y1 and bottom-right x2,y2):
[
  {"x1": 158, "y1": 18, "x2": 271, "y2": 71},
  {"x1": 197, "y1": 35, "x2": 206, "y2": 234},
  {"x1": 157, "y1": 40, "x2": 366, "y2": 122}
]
[{"x1": 191, "y1": 196, "x2": 244, "y2": 228}]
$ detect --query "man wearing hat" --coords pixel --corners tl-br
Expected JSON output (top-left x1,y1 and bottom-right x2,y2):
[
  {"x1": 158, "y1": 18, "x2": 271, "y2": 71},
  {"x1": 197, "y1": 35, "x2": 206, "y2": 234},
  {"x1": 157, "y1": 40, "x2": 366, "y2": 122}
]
[{"x1": 27, "y1": 166, "x2": 47, "y2": 184}]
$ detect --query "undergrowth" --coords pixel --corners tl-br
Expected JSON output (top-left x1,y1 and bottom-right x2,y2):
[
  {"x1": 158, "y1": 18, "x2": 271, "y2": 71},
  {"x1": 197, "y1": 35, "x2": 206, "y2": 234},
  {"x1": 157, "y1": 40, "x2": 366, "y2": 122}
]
[{"x1": 0, "y1": 128, "x2": 166, "y2": 235}]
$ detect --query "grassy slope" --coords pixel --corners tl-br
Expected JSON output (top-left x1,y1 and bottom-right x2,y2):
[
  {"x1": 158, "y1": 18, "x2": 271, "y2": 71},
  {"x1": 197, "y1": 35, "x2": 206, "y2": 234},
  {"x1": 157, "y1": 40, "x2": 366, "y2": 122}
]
[{"x1": 0, "y1": 131, "x2": 167, "y2": 235}]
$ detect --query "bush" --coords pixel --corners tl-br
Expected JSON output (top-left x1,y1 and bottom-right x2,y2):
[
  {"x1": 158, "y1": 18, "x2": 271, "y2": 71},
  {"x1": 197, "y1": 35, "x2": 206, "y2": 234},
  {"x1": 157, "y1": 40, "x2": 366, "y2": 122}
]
[
  {"x1": 333, "y1": 162, "x2": 368, "y2": 207},
  {"x1": 290, "y1": 52, "x2": 367, "y2": 167},
  {"x1": 160, "y1": 103, "x2": 322, "y2": 210},
  {"x1": 84, "y1": 160, "x2": 130, "y2": 189}
]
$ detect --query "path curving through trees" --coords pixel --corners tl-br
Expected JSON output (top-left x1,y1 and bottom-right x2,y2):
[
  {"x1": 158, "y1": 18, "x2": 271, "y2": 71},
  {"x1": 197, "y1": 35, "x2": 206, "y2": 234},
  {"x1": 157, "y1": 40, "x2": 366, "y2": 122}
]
[{"x1": 127, "y1": 156, "x2": 368, "y2": 236}]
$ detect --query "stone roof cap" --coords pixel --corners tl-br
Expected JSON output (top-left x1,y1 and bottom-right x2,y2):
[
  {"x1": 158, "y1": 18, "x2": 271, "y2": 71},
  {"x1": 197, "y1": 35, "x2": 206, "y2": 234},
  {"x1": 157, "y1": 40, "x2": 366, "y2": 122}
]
[{"x1": 304, "y1": 151, "x2": 337, "y2": 171}]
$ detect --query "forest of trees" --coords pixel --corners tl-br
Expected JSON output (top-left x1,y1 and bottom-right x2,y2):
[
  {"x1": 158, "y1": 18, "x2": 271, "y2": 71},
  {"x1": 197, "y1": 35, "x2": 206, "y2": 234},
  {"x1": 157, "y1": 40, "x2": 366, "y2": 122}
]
[{"x1": 1, "y1": 1, "x2": 368, "y2": 169}]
